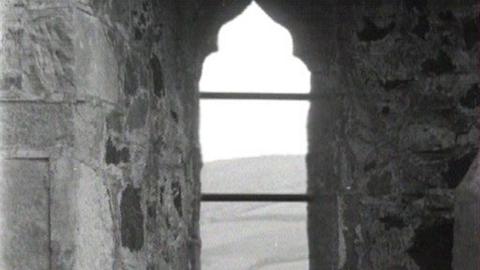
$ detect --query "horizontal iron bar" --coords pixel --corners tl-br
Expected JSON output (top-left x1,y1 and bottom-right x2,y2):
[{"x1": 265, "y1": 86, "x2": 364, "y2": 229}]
[
  {"x1": 201, "y1": 193, "x2": 312, "y2": 202},
  {"x1": 200, "y1": 92, "x2": 313, "y2": 100}
]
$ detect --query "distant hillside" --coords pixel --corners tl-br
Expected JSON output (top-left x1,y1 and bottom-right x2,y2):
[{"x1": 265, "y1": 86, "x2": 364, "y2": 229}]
[
  {"x1": 200, "y1": 155, "x2": 309, "y2": 270},
  {"x1": 201, "y1": 155, "x2": 307, "y2": 194}
]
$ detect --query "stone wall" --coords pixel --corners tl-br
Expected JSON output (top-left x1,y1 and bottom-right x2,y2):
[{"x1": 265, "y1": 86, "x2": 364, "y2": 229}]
[
  {"x1": 332, "y1": 1, "x2": 479, "y2": 269},
  {"x1": 0, "y1": 0, "x2": 201, "y2": 269},
  {"x1": 200, "y1": 0, "x2": 479, "y2": 269},
  {"x1": 1, "y1": 0, "x2": 479, "y2": 269},
  {"x1": 453, "y1": 152, "x2": 480, "y2": 270},
  {"x1": 254, "y1": 1, "x2": 479, "y2": 269}
]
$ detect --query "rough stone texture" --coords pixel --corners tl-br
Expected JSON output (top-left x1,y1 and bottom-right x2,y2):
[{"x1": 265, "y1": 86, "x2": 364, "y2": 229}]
[
  {"x1": 286, "y1": 1, "x2": 477, "y2": 269},
  {"x1": 70, "y1": 0, "x2": 202, "y2": 268},
  {"x1": 1, "y1": 0, "x2": 479, "y2": 269},
  {"x1": 1, "y1": 0, "x2": 201, "y2": 269},
  {"x1": 75, "y1": 162, "x2": 114, "y2": 269},
  {"x1": 279, "y1": 1, "x2": 477, "y2": 269},
  {"x1": 0, "y1": 160, "x2": 50, "y2": 270},
  {"x1": 453, "y1": 152, "x2": 480, "y2": 270},
  {"x1": 194, "y1": 0, "x2": 479, "y2": 269}
]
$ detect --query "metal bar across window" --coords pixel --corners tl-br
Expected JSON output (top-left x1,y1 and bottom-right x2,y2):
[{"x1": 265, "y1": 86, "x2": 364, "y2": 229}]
[
  {"x1": 200, "y1": 92, "x2": 312, "y2": 203},
  {"x1": 200, "y1": 92, "x2": 312, "y2": 100},
  {"x1": 201, "y1": 193, "x2": 312, "y2": 202}
]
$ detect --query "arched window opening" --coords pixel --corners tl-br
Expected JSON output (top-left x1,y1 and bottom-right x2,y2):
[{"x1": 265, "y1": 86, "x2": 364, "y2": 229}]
[{"x1": 199, "y1": 2, "x2": 311, "y2": 269}]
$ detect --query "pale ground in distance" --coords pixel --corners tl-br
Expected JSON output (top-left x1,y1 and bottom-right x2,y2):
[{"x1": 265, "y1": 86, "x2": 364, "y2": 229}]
[
  {"x1": 200, "y1": 156, "x2": 308, "y2": 270},
  {"x1": 199, "y1": 2, "x2": 310, "y2": 269}
]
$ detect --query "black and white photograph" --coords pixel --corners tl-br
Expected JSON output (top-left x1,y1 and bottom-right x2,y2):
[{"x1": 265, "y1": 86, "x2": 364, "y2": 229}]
[{"x1": 0, "y1": 0, "x2": 479, "y2": 269}]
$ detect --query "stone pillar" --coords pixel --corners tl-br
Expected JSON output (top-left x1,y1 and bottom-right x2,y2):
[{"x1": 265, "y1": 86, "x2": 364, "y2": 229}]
[
  {"x1": 307, "y1": 69, "x2": 345, "y2": 269},
  {"x1": 453, "y1": 153, "x2": 480, "y2": 270}
]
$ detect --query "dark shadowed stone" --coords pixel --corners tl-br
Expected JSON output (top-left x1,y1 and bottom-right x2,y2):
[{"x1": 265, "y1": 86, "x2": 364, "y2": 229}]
[
  {"x1": 443, "y1": 35, "x2": 456, "y2": 47},
  {"x1": 1, "y1": 75, "x2": 22, "y2": 90},
  {"x1": 149, "y1": 54, "x2": 165, "y2": 98},
  {"x1": 120, "y1": 185, "x2": 144, "y2": 252},
  {"x1": 381, "y1": 106, "x2": 390, "y2": 115},
  {"x1": 364, "y1": 161, "x2": 377, "y2": 172},
  {"x1": 146, "y1": 200, "x2": 157, "y2": 233},
  {"x1": 106, "y1": 110, "x2": 123, "y2": 133},
  {"x1": 463, "y1": 18, "x2": 479, "y2": 50},
  {"x1": 443, "y1": 151, "x2": 476, "y2": 188},
  {"x1": 132, "y1": 9, "x2": 148, "y2": 41},
  {"x1": 405, "y1": 0, "x2": 427, "y2": 13},
  {"x1": 124, "y1": 57, "x2": 138, "y2": 96},
  {"x1": 127, "y1": 94, "x2": 148, "y2": 130},
  {"x1": 367, "y1": 172, "x2": 392, "y2": 197},
  {"x1": 139, "y1": 13, "x2": 147, "y2": 26},
  {"x1": 105, "y1": 137, "x2": 130, "y2": 165},
  {"x1": 421, "y1": 50, "x2": 455, "y2": 76},
  {"x1": 381, "y1": 79, "x2": 411, "y2": 91},
  {"x1": 171, "y1": 181, "x2": 182, "y2": 217},
  {"x1": 159, "y1": 186, "x2": 165, "y2": 205},
  {"x1": 109, "y1": 0, "x2": 130, "y2": 24},
  {"x1": 118, "y1": 148, "x2": 130, "y2": 163},
  {"x1": 438, "y1": 11, "x2": 456, "y2": 22},
  {"x1": 105, "y1": 138, "x2": 116, "y2": 164},
  {"x1": 357, "y1": 17, "x2": 395, "y2": 42},
  {"x1": 390, "y1": 266, "x2": 408, "y2": 270},
  {"x1": 412, "y1": 15, "x2": 430, "y2": 39},
  {"x1": 170, "y1": 110, "x2": 179, "y2": 123},
  {"x1": 460, "y1": 83, "x2": 480, "y2": 109},
  {"x1": 379, "y1": 215, "x2": 406, "y2": 230},
  {"x1": 89, "y1": 0, "x2": 104, "y2": 12},
  {"x1": 407, "y1": 218, "x2": 453, "y2": 270},
  {"x1": 147, "y1": 202, "x2": 156, "y2": 219},
  {"x1": 134, "y1": 28, "x2": 143, "y2": 40}
]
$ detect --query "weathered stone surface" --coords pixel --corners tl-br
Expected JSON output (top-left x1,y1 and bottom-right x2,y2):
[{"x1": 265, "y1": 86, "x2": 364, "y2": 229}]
[
  {"x1": 1, "y1": 0, "x2": 478, "y2": 269},
  {"x1": 74, "y1": 162, "x2": 114, "y2": 269},
  {"x1": 120, "y1": 184, "x2": 144, "y2": 252},
  {"x1": 1, "y1": 6, "x2": 74, "y2": 101},
  {"x1": 242, "y1": 1, "x2": 479, "y2": 269},
  {"x1": 73, "y1": 10, "x2": 121, "y2": 103},
  {"x1": 149, "y1": 54, "x2": 165, "y2": 98},
  {"x1": 453, "y1": 153, "x2": 480, "y2": 270},
  {"x1": 0, "y1": 160, "x2": 50, "y2": 270},
  {"x1": 0, "y1": 103, "x2": 73, "y2": 148},
  {"x1": 2, "y1": 0, "x2": 201, "y2": 269}
]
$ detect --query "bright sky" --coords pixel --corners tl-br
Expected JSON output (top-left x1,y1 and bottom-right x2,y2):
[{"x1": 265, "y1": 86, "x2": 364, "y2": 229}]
[{"x1": 199, "y1": 2, "x2": 311, "y2": 162}]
